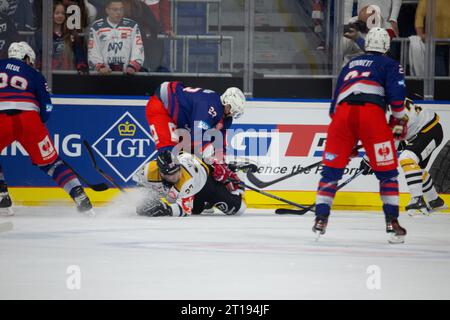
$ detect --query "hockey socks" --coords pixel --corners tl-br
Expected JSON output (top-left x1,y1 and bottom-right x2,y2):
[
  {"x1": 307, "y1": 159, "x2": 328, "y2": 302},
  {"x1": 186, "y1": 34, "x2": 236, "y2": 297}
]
[
  {"x1": 39, "y1": 159, "x2": 82, "y2": 195},
  {"x1": 315, "y1": 166, "x2": 343, "y2": 218}
]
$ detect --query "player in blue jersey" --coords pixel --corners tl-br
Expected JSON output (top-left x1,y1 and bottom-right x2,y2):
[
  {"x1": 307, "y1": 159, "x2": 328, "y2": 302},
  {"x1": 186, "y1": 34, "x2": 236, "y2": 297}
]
[
  {"x1": 146, "y1": 82, "x2": 245, "y2": 158},
  {"x1": 145, "y1": 81, "x2": 246, "y2": 197},
  {"x1": 312, "y1": 28, "x2": 409, "y2": 243},
  {"x1": 0, "y1": 42, "x2": 94, "y2": 216}
]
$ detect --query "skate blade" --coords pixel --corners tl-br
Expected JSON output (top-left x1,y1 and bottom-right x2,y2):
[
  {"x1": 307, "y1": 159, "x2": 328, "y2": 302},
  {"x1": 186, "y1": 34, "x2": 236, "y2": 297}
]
[
  {"x1": 407, "y1": 208, "x2": 430, "y2": 217},
  {"x1": 388, "y1": 234, "x2": 405, "y2": 244},
  {"x1": 430, "y1": 204, "x2": 448, "y2": 213},
  {"x1": 312, "y1": 229, "x2": 325, "y2": 242},
  {"x1": 0, "y1": 221, "x2": 13, "y2": 233},
  {"x1": 81, "y1": 209, "x2": 96, "y2": 217},
  {"x1": 0, "y1": 207, "x2": 14, "y2": 217}
]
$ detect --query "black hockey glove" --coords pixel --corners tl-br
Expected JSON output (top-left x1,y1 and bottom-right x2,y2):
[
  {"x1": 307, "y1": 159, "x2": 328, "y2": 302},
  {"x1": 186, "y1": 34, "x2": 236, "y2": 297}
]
[
  {"x1": 136, "y1": 200, "x2": 173, "y2": 217},
  {"x1": 359, "y1": 158, "x2": 373, "y2": 175}
]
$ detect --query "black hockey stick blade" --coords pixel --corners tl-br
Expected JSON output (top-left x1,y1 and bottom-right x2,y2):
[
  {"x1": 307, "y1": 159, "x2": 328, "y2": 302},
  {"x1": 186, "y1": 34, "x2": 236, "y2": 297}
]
[
  {"x1": 242, "y1": 182, "x2": 312, "y2": 210},
  {"x1": 83, "y1": 140, "x2": 125, "y2": 192},
  {"x1": 61, "y1": 160, "x2": 109, "y2": 192},
  {"x1": 275, "y1": 206, "x2": 313, "y2": 215},
  {"x1": 246, "y1": 159, "x2": 322, "y2": 188}
]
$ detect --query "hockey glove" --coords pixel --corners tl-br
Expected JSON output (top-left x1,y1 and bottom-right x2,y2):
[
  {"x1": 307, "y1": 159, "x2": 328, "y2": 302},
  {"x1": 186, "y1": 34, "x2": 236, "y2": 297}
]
[
  {"x1": 136, "y1": 200, "x2": 172, "y2": 217},
  {"x1": 359, "y1": 157, "x2": 373, "y2": 175},
  {"x1": 211, "y1": 162, "x2": 242, "y2": 192},
  {"x1": 389, "y1": 115, "x2": 408, "y2": 140}
]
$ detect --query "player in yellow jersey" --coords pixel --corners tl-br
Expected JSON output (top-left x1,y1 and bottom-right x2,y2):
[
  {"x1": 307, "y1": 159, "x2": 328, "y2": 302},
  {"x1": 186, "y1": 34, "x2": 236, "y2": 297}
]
[{"x1": 133, "y1": 150, "x2": 247, "y2": 217}]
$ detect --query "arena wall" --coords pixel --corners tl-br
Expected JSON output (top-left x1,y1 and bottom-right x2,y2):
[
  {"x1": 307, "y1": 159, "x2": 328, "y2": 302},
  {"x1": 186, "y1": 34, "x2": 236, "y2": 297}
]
[{"x1": 4, "y1": 96, "x2": 450, "y2": 212}]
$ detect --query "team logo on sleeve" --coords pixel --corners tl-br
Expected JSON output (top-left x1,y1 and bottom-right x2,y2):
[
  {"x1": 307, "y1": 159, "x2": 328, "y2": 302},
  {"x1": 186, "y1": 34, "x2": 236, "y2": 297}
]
[{"x1": 374, "y1": 141, "x2": 394, "y2": 166}]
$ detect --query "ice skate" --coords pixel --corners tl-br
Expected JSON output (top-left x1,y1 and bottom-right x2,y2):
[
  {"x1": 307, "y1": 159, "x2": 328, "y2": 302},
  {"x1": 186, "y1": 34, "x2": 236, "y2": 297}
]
[
  {"x1": 312, "y1": 216, "x2": 328, "y2": 241},
  {"x1": 71, "y1": 186, "x2": 95, "y2": 217},
  {"x1": 0, "y1": 182, "x2": 14, "y2": 217},
  {"x1": 386, "y1": 217, "x2": 407, "y2": 244},
  {"x1": 428, "y1": 197, "x2": 448, "y2": 213},
  {"x1": 406, "y1": 196, "x2": 430, "y2": 216}
]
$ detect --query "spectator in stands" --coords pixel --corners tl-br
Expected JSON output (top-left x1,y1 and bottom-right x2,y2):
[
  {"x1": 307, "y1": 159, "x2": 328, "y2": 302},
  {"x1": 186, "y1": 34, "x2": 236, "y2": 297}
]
[
  {"x1": 140, "y1": 0, "x2": 174, "y2": 71},
  {"x1": 35, "y1": 1, "x2": 89, "y2": 74},
  {"x1": 88, "y1": 0, "x2": 145, "y2": 75},
  {"x1": 415, "y1": 0, "x2": 450, "y2": 76},
  {"x1": 0, "y1": 0, "x2": 17, "y2": 18},
  {"x1": 0, "y1": 9, "x2": 20, "y2": 59},
  {"x1": 62, "y1": 0, "x2": 98, "y2": 30},
  {"x1": 342, "y1": 4, "x2": 396, "y2": 65},
  {"x1": 345, "y1": 0, "x2": 402, "y2": 36},
  {"x1": 123, "y1": 0, "x2": 160, "y2": 72}
]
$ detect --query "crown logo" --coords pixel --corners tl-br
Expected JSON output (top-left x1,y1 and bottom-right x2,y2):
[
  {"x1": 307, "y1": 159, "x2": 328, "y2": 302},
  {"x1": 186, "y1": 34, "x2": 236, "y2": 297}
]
[{"x1": 118, "y1": 121, "x2": 136, "y2": 136}]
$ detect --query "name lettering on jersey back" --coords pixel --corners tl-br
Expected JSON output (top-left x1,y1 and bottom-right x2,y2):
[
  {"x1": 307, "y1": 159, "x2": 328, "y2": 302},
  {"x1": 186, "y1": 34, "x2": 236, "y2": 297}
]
[
  {"x1": 349, "y1": 60, "x2": 373, "y2": 69},
  {"x1": 6, "y1": 64, "x2": 20, "y2": 72}
]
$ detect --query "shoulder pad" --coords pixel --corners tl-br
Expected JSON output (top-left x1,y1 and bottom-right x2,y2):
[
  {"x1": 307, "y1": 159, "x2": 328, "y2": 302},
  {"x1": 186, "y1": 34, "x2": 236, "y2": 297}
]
[
  {"x1": 121, "y1": 18, "x2": 137, "y2": 27},
  {"x1": 91, "y1": 19, "x2": 106, "y2": 30}
]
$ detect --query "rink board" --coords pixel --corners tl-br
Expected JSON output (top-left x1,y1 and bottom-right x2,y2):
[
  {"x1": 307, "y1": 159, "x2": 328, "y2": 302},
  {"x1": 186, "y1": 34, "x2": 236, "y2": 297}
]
[{"x1": 2, "y1": 96, "x2": 450, "y2": 210}]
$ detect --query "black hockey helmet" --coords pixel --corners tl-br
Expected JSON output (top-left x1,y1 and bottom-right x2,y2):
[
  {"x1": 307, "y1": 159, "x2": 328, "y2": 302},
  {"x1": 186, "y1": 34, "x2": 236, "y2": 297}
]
[{"x1": 156, "y1": 150, "x2": 180, "y2": 175}]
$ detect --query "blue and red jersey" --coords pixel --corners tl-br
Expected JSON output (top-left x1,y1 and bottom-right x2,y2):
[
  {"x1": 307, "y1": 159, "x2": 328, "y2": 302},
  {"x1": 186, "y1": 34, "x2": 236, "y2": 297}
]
[
  {"x1": 0, "y1": 58, "x2": 52, "y2": 122},
  {"x1": 331, "y1": 53, "x2": 406, "y2": 118},
  {"x1": 155, "y1": 81, "x2": 232, "y2": 133}
]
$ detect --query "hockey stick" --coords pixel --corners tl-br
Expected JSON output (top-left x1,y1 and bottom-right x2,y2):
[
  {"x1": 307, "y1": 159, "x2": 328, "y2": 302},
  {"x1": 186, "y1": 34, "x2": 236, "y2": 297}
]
[
  {"x1": 61, "y1": 160, "x2": 109, "y2": 192},
  {"x1": 246, "y1": 145, "x2": 363, "y2": 189},
  {"x1": 241, "y1": 182, "x2": 314, "y2": 211},
  {"x1": 246, "y1": 160, "x2": 322, "y2": 189},
  {"x1": 0, "y1": 221, "x2": 13, "y2": 233},
  {"x1": 275, "y1": 169, "x2": 364, "y2": 215},
  {"x1": 83, "y1": 140, "x2": 125, "y2": 192}
]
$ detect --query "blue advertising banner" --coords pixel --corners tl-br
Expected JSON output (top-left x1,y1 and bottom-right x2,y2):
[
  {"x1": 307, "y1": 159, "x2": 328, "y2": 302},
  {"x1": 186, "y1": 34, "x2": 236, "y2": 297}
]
[
  {"x1": 0, "y1": 99, "x2": 278, "y2": 188},
  {"x1": 1, "y1": 102, "x2": 156, "y2": 187}
]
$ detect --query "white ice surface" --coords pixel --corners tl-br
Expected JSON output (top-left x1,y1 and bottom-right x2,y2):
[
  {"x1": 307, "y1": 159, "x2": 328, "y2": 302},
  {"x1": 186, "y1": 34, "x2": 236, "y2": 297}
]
[{"x1": 1, "y1": 197, "x2": 450, "y2": 300}]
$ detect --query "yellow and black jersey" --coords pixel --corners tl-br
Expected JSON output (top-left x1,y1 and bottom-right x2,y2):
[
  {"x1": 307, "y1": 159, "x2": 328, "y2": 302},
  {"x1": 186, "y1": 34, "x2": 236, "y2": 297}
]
[{"x1": 137, "y1": 153, "x2": 210, "y2": 200}]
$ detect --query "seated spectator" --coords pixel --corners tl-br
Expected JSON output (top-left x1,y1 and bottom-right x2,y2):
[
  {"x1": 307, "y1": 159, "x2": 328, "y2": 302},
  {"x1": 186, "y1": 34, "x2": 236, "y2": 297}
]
[
  {"x1": 35, "y1": 2, "x2": 88, "y2": 74},
  {"x1": 88, "y1": 0, "x2": 145, "y2": 75},
  {"x1": 345, "y1": 0, "x2": 402, "y2": 36},
  {"x1": 415, "y1": 0, "x2": 450, "y2": 76},
  {"x1": 342, "y1": 4, "x2": 395, "y2": 65}
]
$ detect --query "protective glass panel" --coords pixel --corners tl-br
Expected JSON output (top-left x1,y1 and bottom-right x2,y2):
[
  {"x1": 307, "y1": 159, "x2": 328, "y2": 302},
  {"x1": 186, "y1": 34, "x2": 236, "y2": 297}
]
[
  {"x1": 251, "y1": 0, "x2": 334, "y2": 78},
  {"x1": 0, "y1": 0, "x2": 40, "y2": 61}
]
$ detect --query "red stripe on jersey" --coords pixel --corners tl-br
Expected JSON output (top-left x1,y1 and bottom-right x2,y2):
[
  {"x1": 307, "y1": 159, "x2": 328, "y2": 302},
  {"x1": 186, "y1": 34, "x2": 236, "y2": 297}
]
[
  {"x1": 340, "y1": 79, "x2": 382, "y2": 94},
  {"x1": 0, "y1": 92, "x2": 35, "y2": 98}
]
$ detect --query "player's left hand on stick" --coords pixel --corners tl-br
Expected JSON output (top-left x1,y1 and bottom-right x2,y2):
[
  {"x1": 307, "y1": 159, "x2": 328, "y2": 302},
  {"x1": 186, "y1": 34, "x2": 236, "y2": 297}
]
[
  {"x1": 359, "y1": 157, "x2": 373, "y2": 175},
  {"x1": 389, "y1": 114, "x2": 408, "y2": 140}
]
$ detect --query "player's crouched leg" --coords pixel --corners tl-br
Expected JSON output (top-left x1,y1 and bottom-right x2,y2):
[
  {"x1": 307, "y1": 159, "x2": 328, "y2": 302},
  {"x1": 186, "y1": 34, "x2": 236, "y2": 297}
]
[
  {"x1": 38, "y1": 158, "x2": 94, "y2": 215},
  {"x1": 193, "y1": 176, "x2": 246, "y2": 216}
]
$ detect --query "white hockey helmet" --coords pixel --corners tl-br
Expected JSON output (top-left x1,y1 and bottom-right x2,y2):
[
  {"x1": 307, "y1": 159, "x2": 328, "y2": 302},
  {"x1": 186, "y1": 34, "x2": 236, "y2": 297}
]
[
  {"x1": 8, "y1": 42, "x2": 36, "y2": 66},
  {"x1": 220, "y1": 87, "x2": 246, "y2": 119},
  {"x1": 365, "y1": 27, "x2": 390, "y2": 54}
]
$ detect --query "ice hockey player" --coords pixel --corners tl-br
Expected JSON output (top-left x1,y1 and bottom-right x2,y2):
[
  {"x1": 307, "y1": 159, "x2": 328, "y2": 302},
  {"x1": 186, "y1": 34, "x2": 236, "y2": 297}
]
[
  {"x1": 145, "y1": 81, "x2": 246, "y2": 162},
  {"x1": 360, "y1": 98, "x2": 447, "y2": 215},
  {"x1": 312, "y1": 27, "x2": 408, "y2": 243},
  {"x1": 132, "y1": 150, "x2": 246, "y2": 217},
  {"x1": 0, "y1": 42, "x2": 94, "y2": 216}
]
